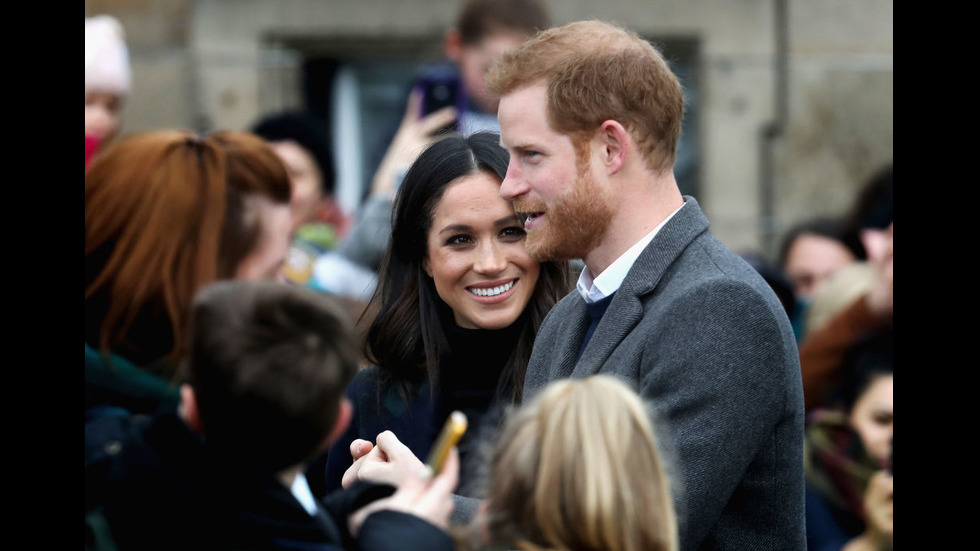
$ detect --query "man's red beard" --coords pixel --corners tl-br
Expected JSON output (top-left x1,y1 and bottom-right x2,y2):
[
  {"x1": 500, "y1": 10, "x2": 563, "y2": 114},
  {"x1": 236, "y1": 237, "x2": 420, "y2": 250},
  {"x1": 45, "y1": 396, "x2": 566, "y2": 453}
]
[{"x1": 515, "y1": 168, "x2": 615, "y2": 262}]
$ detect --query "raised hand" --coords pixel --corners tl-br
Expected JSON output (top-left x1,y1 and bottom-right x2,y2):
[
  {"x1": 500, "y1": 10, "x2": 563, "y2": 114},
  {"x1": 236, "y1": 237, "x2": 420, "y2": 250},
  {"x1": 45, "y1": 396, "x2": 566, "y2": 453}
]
[
  {"x1": 370, "y1": 88, "x2": 458, "y2": 198},
  {"x1": 341, "y1": 430, "x2": 426, "y2": 489},
  {"x1": 347, "y1": 446, "x2": 459, "y2": 537}
]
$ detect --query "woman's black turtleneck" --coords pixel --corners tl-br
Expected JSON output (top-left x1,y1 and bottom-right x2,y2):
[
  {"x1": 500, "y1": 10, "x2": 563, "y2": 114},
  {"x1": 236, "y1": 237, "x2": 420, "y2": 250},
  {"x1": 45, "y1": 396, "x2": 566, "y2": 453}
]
[
  {"x1": 439, "y1": 320, "x2": 521, "y2": 414},
  {"x1": 437, "y1": 320, "x2": 523, "y2": 493}
]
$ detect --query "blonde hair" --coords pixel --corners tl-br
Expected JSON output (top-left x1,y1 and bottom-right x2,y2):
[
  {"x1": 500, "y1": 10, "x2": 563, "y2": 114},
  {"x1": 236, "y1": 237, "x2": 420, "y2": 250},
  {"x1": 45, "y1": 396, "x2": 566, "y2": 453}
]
[
  {"x1": 473, "y1": 375, "x2": 678, "y2": 551},
  {"x1": 804, "y1": 261, "x2": 875, "y2": 337}
]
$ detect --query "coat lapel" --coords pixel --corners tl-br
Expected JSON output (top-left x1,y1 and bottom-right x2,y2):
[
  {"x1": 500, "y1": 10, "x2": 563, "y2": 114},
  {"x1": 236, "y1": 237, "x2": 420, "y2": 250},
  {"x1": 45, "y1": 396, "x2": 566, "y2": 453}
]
[
  {"x1": 571, "y1": 196, "x2": 710, "y2": 379},
  {"x1": 572, "y1": 290, "x2": 644, "y2": 378},
  {"x1": 557, "y1": 298, "x2": 591, "y2": 378}
]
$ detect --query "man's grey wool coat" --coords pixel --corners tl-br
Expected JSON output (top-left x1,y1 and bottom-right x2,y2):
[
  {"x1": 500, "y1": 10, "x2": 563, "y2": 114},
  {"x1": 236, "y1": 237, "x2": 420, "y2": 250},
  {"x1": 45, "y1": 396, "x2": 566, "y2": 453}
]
[{"x1": 523, "y1": 196, "x2": 807, "y2": 551}]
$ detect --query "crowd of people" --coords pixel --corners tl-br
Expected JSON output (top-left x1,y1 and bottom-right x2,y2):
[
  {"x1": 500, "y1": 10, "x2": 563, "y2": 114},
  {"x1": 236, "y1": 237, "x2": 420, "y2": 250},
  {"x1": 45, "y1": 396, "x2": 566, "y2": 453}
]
[{"x1": 85, "y1": 3, "x2": 892, "y2": 551}]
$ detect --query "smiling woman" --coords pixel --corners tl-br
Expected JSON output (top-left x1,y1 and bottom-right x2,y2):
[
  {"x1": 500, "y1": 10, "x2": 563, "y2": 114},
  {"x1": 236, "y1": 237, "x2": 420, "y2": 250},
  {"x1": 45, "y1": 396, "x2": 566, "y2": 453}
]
[
  {"x1": 322, "y1": 132, "x2": 569, "y2": 518},
  {"x1": 423, "y1": 171, "x2": 540, "y2": 330}
]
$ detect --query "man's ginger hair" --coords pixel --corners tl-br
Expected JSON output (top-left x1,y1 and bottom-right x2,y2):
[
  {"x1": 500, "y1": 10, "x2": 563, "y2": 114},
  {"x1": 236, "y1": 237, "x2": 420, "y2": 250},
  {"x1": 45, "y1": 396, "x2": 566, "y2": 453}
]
[{"x1": 487, "y1": 20, "x2": 684, "y2": 175}]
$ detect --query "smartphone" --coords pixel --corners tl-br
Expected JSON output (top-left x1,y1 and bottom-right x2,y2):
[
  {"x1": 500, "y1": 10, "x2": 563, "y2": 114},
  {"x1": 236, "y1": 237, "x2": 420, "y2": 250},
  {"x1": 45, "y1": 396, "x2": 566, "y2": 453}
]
[
  {"x1": 425, "y1": 410, "x2": 468, "y2": 473},
  {"x1": 416, "y1": 71, "x2": 465, "y2": 133}
]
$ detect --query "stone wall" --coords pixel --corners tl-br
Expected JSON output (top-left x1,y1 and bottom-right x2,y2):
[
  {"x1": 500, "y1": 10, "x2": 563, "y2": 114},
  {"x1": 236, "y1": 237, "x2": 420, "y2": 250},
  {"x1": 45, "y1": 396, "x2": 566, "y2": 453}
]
[{"x1": 85, "y1": 0, "x2": 893, "y2": 259}]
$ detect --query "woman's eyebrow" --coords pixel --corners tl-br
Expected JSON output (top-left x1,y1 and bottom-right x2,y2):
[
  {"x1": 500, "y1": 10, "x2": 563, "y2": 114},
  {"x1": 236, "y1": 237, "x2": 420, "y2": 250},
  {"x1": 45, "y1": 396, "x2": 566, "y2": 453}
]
[
  {"x1": 437, "y1": 223, "x2": 474, "y2": 236},
  {"x1": 437, "y1": 215, "x2": 520, "y2": 236},
  {"x1": 495, "y1": 214, "x2": 521, "y2": 226}
]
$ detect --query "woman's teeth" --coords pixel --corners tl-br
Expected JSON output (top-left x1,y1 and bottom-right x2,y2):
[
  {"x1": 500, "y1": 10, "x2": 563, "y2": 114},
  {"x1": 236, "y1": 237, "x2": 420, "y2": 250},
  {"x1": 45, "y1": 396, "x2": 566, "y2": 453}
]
[{"x1": 469, "y1": 280, "x2": 515, "y2": 297}]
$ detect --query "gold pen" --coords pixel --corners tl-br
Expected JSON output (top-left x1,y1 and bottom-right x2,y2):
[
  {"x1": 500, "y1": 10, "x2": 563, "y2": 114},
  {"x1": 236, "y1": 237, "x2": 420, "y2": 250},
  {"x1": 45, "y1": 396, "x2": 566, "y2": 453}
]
[{"x1": 425, "y1": 410, "x2": 468, "y2": 473}]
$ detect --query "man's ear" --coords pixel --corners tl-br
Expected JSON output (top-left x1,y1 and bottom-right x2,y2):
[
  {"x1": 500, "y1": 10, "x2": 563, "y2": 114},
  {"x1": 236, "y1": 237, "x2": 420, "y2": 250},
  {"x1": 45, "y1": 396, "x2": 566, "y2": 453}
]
[
  {"x1": 598, "y1": 120, "x2": 628, "y2": 176},
  {"x1": 179, "y1": 383, "x2": 205, "y2": 435},
  {"x1": 444, "y1": 28, "x2": 463, "y2": 63},
  {"x1": 325, "y1": 398, "x2": 353, "y2": 447}
]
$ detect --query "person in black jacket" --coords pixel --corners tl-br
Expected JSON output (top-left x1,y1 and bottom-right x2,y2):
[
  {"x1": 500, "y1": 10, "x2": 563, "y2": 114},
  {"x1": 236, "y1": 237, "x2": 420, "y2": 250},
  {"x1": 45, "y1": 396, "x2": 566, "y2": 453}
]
[{"x1": 96, "y1": 281, "x2": 457, "y2": 551}]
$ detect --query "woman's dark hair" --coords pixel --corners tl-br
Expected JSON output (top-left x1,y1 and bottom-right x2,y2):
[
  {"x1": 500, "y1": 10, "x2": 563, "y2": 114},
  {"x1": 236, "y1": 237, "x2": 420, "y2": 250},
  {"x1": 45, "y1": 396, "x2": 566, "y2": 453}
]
[
  {"x1": 363, "y1": 131, "x2": 569, "y2": 403},
  {"x1": 848, "y1": 163, "x2": 893, "y2": 232},
  {"x1": 777, "y1": 215, "x2": 866, "y2": 267}
]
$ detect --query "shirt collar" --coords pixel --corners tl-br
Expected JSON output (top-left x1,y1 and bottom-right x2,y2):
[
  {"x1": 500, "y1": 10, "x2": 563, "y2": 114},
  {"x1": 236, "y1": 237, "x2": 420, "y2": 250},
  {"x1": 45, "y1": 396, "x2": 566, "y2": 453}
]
[
  {"x1": 576, "y1": 202, "x2": 686, "y2": 303},
  {"x1": 289, "y1": 471, "x2": 319, "y2": 516}
]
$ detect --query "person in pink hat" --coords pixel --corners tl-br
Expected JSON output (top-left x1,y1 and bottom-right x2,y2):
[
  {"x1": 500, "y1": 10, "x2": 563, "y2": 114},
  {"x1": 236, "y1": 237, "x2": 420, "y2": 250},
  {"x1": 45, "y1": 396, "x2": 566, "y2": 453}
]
[{"x1": 85, "y1": 15, "x2": 131, "y2": 169}]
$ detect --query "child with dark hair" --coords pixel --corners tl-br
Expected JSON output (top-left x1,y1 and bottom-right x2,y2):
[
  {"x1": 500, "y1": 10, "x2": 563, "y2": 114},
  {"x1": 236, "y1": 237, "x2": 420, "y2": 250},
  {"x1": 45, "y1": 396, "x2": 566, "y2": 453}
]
[{"x1": 96, "y1": 281, "x2": 457, "y2": 551}]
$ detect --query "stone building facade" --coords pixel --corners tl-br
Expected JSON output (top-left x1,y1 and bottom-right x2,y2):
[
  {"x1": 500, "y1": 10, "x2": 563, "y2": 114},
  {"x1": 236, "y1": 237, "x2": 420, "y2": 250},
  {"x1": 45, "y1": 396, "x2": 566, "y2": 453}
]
[{"x1": 84, "y1": 0, "x2": 893, "y2": 259}]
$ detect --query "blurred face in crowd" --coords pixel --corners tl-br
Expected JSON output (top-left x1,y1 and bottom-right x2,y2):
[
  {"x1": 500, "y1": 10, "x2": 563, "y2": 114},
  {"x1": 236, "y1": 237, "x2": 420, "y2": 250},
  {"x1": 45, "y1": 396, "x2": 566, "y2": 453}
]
[
  {"x1": 849, "y1": 373, "x2": 893, "y2": 466},
  {"x1": 498, "y1": 83, "x2": 615, "y2": 262},
  {"x1": 85, "y1": 90, "x2": 124, "y2": 143},
  {"x1": 783, "y1": 233, "x2": 856, "y2": 299},
  {"x1": 234, "y1": 196, "x2": 293, "y2": 282},
  {"x1": 424, "y1": 171, "x2": 540, "y2": 330},
  {"x1": 453, "y1": 31, "x2": 527, "y2": 115},
  {"x1": 270, "y1": 140, "x2": 324, "y2": 231}
]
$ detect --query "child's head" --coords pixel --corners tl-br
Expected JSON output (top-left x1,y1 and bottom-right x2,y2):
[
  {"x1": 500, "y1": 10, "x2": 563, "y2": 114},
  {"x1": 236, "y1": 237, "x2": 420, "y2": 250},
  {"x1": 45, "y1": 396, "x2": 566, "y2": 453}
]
[
  {"x1": 183, "y1": 280, "x2": 359, "y2": 472},
  {"x1": 475, "y1": 375, "x2": 678, "y2": 551}
]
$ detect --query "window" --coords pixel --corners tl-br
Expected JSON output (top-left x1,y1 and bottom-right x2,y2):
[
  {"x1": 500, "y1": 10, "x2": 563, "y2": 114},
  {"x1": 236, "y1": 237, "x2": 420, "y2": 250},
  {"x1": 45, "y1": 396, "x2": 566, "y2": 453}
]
[{"x1": 296, "y1": 35, "x2": 700, "y2": 216}]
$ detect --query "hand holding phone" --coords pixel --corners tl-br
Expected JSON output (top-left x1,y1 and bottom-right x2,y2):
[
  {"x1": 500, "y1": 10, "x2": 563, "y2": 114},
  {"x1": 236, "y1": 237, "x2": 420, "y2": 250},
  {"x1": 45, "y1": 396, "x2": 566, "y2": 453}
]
[
  {"x1": 416, "y1": 71, "x2": 464, "y2": 134},
  {"x1": 426, "y1": 411, "x2": 467, "y2": 473}
]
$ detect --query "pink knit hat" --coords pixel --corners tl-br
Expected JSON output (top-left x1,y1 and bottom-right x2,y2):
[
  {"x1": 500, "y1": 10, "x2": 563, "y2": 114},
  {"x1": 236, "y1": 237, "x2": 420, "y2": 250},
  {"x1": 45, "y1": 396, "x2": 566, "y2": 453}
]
[{"x1": 85, "y1": 15, "x2": 131, "y2": 96}]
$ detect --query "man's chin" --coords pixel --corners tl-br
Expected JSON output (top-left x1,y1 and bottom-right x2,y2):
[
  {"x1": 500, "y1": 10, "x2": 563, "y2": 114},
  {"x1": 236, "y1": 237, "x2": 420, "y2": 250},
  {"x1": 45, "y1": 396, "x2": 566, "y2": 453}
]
[
  {"x1": 525, "y1": 231, "x2": 577, "y2": 263},
  {"x1": 524, "y1": 232, "x2": 551, "y2": 262}
]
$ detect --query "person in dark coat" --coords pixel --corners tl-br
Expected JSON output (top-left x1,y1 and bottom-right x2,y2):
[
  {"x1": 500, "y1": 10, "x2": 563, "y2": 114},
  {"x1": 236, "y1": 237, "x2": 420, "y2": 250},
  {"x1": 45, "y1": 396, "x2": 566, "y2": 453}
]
[
  {"x1": 96, "y1": 281, "x2": 457, "y2": 551},
  {"x1": 489, "y1": 21, "x2": 805, "y2": 551},
  {"x1": 85, "y1": 130, "x2": 293, "y2": 516}
]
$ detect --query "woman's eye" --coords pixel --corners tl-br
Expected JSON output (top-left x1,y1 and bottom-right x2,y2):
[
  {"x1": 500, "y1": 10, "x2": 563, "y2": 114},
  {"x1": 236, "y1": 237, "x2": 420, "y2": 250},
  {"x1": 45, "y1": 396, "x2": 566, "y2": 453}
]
[
  {"x1": 500, "y1": 226, "x2": 526, "y2": 239},
  {"x1": 445, "y1": 235, "x2": 471, "y2": 246}
]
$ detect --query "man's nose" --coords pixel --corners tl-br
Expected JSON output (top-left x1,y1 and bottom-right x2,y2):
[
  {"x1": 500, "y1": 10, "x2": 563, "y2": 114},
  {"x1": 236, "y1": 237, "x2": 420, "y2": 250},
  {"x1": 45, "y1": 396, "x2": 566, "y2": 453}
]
[{"x1": 499, "y1": 162, "x2": 528, "y2": 201}]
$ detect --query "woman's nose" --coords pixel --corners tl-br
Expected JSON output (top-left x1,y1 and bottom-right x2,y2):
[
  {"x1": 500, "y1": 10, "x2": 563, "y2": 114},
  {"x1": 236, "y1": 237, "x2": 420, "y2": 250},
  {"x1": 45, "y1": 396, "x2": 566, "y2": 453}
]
[{"x1": 474, "y1": 241, "x2": 507, "y2": 274}]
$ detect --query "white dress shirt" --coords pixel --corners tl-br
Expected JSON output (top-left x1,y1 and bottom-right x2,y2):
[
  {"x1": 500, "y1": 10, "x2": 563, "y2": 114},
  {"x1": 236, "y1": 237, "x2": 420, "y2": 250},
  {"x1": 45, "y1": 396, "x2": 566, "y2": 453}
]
[{"x1": 576, "y1": 202, "x2": 686, "y2": 303}]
